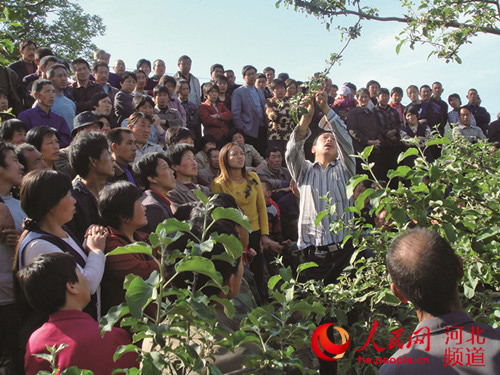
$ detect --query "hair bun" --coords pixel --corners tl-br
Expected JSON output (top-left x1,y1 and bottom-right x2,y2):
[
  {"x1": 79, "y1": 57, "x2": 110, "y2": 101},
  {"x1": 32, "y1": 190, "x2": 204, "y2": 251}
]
[{"x1": 22, "y1": 217, "x2": 38, "y2": 231}]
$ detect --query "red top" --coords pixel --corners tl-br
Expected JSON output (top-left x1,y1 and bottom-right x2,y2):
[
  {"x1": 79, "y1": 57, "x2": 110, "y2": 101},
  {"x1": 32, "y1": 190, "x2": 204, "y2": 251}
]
[
  {"x1": 101, "y1": 227, "x2": 160, "y2": 316},
  {"x1": 25, "y1": 309, "x2": 137, "y2": 375},
  {"x1": 198, "y1": 100, "x2": 232, "y2": 141}
]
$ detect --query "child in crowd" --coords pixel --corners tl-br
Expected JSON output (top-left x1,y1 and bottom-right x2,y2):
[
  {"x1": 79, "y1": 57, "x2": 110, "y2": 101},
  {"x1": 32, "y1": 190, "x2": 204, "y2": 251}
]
[
  {"x1": 332, "y1": 84, "x2": 356, "y2": 120},
  {"x1": 159, "y1": 75, "x2": 187, "y2": 126}
]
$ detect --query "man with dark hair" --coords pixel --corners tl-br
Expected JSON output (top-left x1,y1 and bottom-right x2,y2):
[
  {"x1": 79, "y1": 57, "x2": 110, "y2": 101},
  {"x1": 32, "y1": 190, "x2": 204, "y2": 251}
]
[
  {"x1": 8, "y1": 40, "x2": 37, "y2": 82},
  {"x1": 114, "y1": 71, "x2": 137, "y2": 126},
  {"x1": 150, "y1": 59, "x2": 166, "y2": 90},
  {"x1": 0, "y1": 119, "x2": 27, "y2": 145},
  {"x1": 133, "y1": 69, "x2": 148, "y2": 97},
  {"x1": 285, "y1": 90, "x2": 355, "y2": 283},
  {"x1": 373, "y1": 87, "x2": 401, "y2": 180},
  {"x1": 198, "y1": 148, "x2": 220, "y2": 186},
  {"x1": 153, "y1": 85, "x2": 183, "y2": 128},
  {"x1": 0, "y1": 64, "x2": 23, "y2": 115},
  {"x1": 224, "y1": 69, "x2": 241, "y2": 97},
  {"x1": 15, "y1": 143, "x2": 47, "y2": 173},
  {"x1": 447, "y1": 93, "x2": 477, "y2": 128},
  {"x1": 48, "y1": 64, "x2": 76, "y2": 132},
  {"x1": 0, "y1": 141, "x2": 25, "y2": 374},
  {"x1": 71, "y1": 58, "x2": 104, "y2": 114},
  {"x1": 18, "y1": 80, "x2": 71, "y2": 147},
  {"x1": 133, "y1": 152, "x2": 175, "y2": 233},
  {"x1": 127, "y1": 112, "x2": 163, "y2": 161},
  {"x1": 380, "y1": 228, "x2": 500, "y2": 374},
  {"x1": 406, "y1": 85, "x2": 442, "y2": 133},
  {"x1": 452, "y1": 106, "x2": 486, "y2": 143},
  {"x1": 67, "y1": 132, "x2": 114, "y2": 242},
  {"x1": 174, "y1": 55, "x2": 201, "y2": 106},
  {"x1": 93, "y1": 48, "x2": 120, "y2": 89},
  {"x1": 165, "y1": 126, "x2": 194, "y2": 147},
  {"x1": 366, "y1": 79, "x2": 380, "y2": 107},
  {"x1": 165, "y1": 143, "x2": 211, "y2": 213},
  {"x1": 465, "y1": 88, "x2": 490, "y2": 137},
  {"x1": 22, "y1": 54, "x2": 58, "y2": 109},
  {"x1": 257, "y1": 147, "x2": 291, "y2": 194},
  {"x1": 92, "y1": 61, "x2": 119, "y2": 104},
  {"x1": 107, "y1": 128, "x2": 137, "y2": 184},
  {"x1": 18, "y1": 252, "x2": 138, "y2": 375},
  {"x1": 232, "y1": 65, "x2": 268, "y2": 156},
  {"x1": 430, "y1": 81, "x2": 448, "y2": 130}
]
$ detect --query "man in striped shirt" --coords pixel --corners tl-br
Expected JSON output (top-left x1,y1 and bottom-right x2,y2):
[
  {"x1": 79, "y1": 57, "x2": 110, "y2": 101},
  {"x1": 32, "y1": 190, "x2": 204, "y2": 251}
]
[{"x1": 285, "y1": 90, "x2": 356, "y2": 283}]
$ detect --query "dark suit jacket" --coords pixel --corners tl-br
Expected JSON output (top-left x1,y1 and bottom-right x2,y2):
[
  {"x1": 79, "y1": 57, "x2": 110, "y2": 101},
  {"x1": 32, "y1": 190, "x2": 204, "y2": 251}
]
[
  {"x1": 8, "y1": 59, "x2": 37, "y2": 82},
  {"x1": 140, "y1": 190, "x2": 173, "y2": 234},
  {"x1": 231, "y1": 84, "x2": 267, "y2": 138}
]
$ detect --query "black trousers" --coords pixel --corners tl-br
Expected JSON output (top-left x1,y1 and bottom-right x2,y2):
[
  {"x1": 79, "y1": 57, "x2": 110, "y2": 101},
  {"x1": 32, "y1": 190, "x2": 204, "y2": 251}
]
[
  {"x1": 245, "y1": 126, "x2": 268, "y2": 157},
  {"x1": 305, "y1": 239, "x2": 355, "y2": 284}
]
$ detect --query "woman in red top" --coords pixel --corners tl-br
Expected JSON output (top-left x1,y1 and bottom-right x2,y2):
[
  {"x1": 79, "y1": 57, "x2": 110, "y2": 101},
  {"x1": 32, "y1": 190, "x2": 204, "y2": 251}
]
[
  {"x1": 198, "y1": 83, "x2": 232, "y2": 147},
  {"x1": 98, "y1": 181, "x2": 160, "y2": 315}
]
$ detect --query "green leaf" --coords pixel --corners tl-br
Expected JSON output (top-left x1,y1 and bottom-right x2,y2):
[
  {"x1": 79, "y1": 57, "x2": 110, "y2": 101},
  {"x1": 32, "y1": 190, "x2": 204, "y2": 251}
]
[
  {"x1": 175, "y1": 256, "x2": 223, "y2": 287},
  {"x1": 397, "y1": 147, "x2": 419, "y2": 163},
  {"x1": 207, "y1": 363, "x2": 224, "y2": 375},
  {"x1": 211, "y1": 233, "x2": 243, "y2": 259},
  {"x1": 383, "y1": 293, "x2": 401, "y2": 305},
  {"x1": 125, "y1": 273, "x2": 157, "y2": 319},
  {"x1": 268, "y1": 274, "x2": 282, "y2": 290},
  {"x1": 426, "y1": 137, "x2": 450, "y2": 147},
  {"x1": 148, "y1": 233, "x2": 160, "y2": 248},
  {"x1": 390, "y1": 208, "x2": 407, "y2": 226},
  {"x1": 211, "y1": 296, "x2": 235, "y2": 319},
  {"x1": 155, "y1": 218, "x2": 190, "y2": 235},
  {"x1": 99, "y1": 303, "x2": 130, "y2": 335},
  {"x1": 389, "y1": 166, "x2": 412, "y2": 179},
  {"x1": 346, "y1": 174, "x2": 369, "y2": 199},
  {"x1": 60, "y1": 367, "x2": 94, "y2": 375},
  {"x1": 211, "y1": 207, "x2": 251, "y2": 232},
  {"x1": 193, "y1": 189, "x2": 209, "y2": 204},
  {"x1": 106, "y1": 243, "x2": 152, "y2": 257},
  {"x1": 315, "y1": 210, "x2": 327, "y2": 227},
  {"x1": 361, "y1": 145, "x2": 374, "y2": 160},
  {"x1": 113, "y1": 344, "x2": 139, "y2": 362},
  {"x1": 296, "y1": 262, "x2": 318, "y2": 275},
  {"x1": 442, "y1": 223, "x2": 457, "y2": 243},
  {"x1": 355, "y1": 188, "x2": 375, "y2": 211},
  {"x1": 476, "y1": 226, "x2": 500, "y2": 242}
]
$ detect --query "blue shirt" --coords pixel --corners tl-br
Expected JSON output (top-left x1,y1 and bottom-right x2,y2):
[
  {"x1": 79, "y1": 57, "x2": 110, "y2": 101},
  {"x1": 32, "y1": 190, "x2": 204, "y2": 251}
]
[
  {"x1": 52, "y1": 94, "x2": 76, "y2": 132},
  {"x1": 18, "y1": 104, "x2": 72, "y2": 147},
  {"x1": 248, "y1": 86, "x2": 263, "y2": 117}
]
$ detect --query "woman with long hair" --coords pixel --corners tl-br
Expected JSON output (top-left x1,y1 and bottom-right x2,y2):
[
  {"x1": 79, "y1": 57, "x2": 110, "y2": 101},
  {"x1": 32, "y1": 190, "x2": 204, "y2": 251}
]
[{"x1": 211, "y1": 142, "x2": 281, "y2": 302}]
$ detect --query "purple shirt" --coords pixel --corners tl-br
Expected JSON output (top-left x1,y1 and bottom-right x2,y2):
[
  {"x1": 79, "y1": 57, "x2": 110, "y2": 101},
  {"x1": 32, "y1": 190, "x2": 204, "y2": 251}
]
[{"x1": 18, "y1": 104, "x2": 72, "y2": 148}]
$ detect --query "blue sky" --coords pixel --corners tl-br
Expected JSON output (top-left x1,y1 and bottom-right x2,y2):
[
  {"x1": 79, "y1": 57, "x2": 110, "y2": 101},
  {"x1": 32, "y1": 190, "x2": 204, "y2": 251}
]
[{"x1": 81, "y1": 0, "x2": 499, "y2": 117}]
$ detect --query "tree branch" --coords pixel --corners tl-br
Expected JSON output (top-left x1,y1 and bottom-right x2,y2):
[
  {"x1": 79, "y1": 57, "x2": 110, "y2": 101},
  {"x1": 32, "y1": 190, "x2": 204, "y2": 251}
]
[
  {"x1": 293, "y1": 0, "x2": 500, "y2": 36},
  {"x1": 0, "y1": 0, "x2": 50, "y2": 8}
]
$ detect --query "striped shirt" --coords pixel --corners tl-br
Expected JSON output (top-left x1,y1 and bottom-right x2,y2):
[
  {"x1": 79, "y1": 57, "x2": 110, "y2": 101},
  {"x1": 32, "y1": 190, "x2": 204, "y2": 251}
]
[{"x1": 285, "y1": 109, "x2": 355, "y2": 250}]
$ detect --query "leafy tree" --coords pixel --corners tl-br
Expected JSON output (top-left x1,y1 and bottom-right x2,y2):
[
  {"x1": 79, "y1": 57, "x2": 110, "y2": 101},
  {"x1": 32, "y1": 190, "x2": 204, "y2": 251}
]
[
  {"x1": 275, "y1": 0, "x2": 500, "y2": 63},
  {"x1": 0, "y1": 0, "x2": 105, "y2": 65}
]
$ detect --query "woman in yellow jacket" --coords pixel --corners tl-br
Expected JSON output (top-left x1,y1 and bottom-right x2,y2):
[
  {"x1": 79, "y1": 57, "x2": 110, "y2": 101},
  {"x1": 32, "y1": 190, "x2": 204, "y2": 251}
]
[{"x1": 212, "y1": 142, "x2": 281, "y2": 301}]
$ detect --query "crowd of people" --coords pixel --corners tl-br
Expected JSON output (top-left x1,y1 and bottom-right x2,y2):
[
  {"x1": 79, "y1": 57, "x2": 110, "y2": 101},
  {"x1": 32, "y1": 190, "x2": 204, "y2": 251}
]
[{"x1": 1, "y1": 40, "x2": 500, "y2": 374}]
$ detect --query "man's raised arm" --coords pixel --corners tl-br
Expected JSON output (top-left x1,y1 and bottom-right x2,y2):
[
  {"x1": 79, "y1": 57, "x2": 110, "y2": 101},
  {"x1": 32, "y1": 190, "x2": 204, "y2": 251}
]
[{"x1": 316, "y1": 91, "x2": 356, "y2": 178}]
